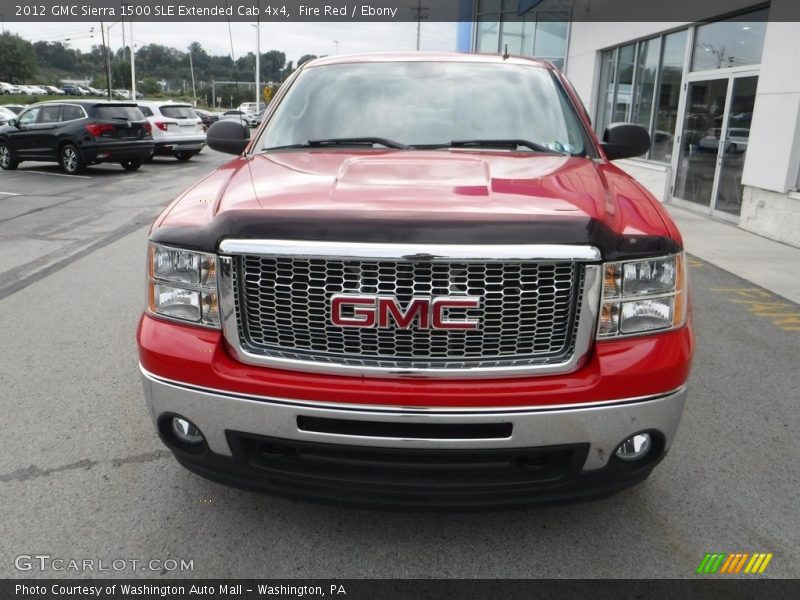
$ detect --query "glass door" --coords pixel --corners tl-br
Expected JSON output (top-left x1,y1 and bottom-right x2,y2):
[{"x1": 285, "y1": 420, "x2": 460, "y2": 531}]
[
  {"x1": 714, "y1": 76, "x2": 757, "y2": 218},
  {"x1": 673, "y1": 78, "x2": 729, "y2": 210},
  {"x1": 673, "y1": 74, "x2": 758, "y2": 220}
]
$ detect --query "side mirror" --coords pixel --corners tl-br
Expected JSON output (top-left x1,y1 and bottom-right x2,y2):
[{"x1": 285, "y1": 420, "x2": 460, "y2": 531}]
[
  {"x1": 601, "y1": 123, "x2": 651, "y2": 160},
  {"x1": 207, "y1": 119, "x2": 250, "y2": 155},
  {"x1": 8, "y1": 119, "x2": 18, "y2": 128}
]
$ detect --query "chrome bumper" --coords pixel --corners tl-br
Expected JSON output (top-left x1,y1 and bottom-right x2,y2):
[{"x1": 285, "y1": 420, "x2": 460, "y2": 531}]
[{"x1": 140, "y1": 366, "x2": 687, "y2": 471}]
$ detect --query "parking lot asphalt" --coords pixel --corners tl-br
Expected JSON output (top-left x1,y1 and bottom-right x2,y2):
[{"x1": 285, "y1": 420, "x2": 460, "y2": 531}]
[{"x1": 1, "y1": 155, "x2": 798, "y2": 579}]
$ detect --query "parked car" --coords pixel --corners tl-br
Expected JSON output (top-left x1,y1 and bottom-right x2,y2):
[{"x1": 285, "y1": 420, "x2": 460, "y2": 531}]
[
  {"x1": 26, "y1": 85, "x2": 48, "y2": 95},
  {"x1": 237, "y1": 101, "x2": 266, "y2": 114},
  {"x1": 61, "y1": 84, "x2": 84, "y2": 96},
  {"x1": 698, "y1": 127, "x2": 750, "y2": 154},
  {"x1": 137, "y1": 100, "x2": 205, "y2": 161},
  {"x1": 220, "y1": 109, "x2": 257, "y2": 127},
  {"x1": 0, "y1": 100, "x2": 154, "y2": 173},
  {"x1": 44, "y1": 85, "x2": 66, "y2": 95},
  {"x1": 114, "y1": 89, "x2": 131, "y2": 99},
  {"x1": 2, "y1": 104, "x2": 26, "y2": 115},
  {"x1": 251, "y1": 109, "x2": 265, "y2": 127},
  {"x1": 77, "y1": 86, "x2": 93, "y2": 96},
  {"x1": 0, "y1": 106, "x2": 16, "y2": 125},
  {"x1": 1, "y1": 82, "x2": 21, "y2": 95},
  {"x1": 194, "y1": 109, "x2": 221, "y2": 129},
  {"x1": 138, "y1": 52, "x2": 693, "y2": 509}
]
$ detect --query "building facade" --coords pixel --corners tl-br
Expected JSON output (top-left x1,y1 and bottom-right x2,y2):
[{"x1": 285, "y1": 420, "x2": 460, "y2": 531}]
[{"x1": 458, "y1": 0, "x2": 800, "y2": 248}]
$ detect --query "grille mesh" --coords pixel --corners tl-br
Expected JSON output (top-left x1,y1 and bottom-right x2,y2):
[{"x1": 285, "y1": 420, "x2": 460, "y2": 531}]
[{"x1": 234, "y1": 256, "x2": 583, "y2": 369}]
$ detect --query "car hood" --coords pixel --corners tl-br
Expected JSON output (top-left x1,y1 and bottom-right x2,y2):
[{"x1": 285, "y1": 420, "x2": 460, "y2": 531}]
[{"x1": 151, "y1": 150, "x2": 679, "y2": 260}]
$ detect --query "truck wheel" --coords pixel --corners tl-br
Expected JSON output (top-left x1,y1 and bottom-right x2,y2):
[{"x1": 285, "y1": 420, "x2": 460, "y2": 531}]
[
  {"x1": 120, "y1": 159, "x2": 143, "y2": 171},
  {"x1": 60, "y1": 144, "x2": 85, "y2": 174},
  {"x1": 174, "y1": 151, "x2": 195, "y2": 161},
  {"x1": 0, "y1": 142, "x2": 19, "y2": 170}
]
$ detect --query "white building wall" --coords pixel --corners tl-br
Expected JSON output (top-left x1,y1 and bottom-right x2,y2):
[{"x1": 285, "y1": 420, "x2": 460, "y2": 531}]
[{"x1": 562, "y1": 2, "x2": 800, "y2": 247}]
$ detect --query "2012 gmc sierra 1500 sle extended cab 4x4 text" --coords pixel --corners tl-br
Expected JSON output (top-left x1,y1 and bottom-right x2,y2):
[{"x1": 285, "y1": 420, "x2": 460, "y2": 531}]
[{"x1": 137, "y1": 53, "x2": 693, "y2": 509}]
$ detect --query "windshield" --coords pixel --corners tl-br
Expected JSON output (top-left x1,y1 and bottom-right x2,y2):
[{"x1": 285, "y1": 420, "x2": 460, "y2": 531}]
[
  {"x1": 92, "y1": 105, "x2": 145, "y2": 120},
  {"x1": 257, "y1": 61, "x2": 588, "y2": 155},
  {"x1": 160, "y1": 105, "x2": 197, "y2": 119}
]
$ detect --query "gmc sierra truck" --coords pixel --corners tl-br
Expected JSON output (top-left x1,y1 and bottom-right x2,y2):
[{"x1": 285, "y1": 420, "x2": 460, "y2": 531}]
[{"x1": 137, "y1": 53, "x2": 693, "y2": 509}]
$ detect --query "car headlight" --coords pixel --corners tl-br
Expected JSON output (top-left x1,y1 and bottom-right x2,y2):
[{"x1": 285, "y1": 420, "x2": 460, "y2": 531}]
[
  {"x1": 597, "y1": 253, "x2": 686, "y2": 338},
  {"x1": 147, "y1": 243, "x2": 219, "y2": 328}
]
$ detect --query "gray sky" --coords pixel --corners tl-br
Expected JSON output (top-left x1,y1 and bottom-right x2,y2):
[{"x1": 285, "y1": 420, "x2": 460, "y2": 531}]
[{"x1": 6, "y1": 21, "x2": 460, "y2": 65}]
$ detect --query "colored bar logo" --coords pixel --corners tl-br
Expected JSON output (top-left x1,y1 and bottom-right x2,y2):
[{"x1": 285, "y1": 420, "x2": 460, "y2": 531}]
[{"x1": 696, "y1": 552, "x2": 773, "y2": 574}]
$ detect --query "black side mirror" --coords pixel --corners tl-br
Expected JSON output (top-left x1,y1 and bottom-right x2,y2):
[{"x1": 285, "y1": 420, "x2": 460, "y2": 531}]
[
  {"x1": 8, "y1": 119, "x2": 18, "y2": 128},
  {"x1": 601, "y1": 123, "x2": 651, "y2": 160},
  {"x1": 207, "y1": 119, "x2": 250, "y2": 155}
]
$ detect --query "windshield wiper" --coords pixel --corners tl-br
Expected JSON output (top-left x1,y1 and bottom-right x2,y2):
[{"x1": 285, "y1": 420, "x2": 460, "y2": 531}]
[
  {"x1": 265, "y1": 137, "x2": 408, "y2": 151},
  {"x1": 448, "y1": 139, "x2": 566, "y2": 154}
]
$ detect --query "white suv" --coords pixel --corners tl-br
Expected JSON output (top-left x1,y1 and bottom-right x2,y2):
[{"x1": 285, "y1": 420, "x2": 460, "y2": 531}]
[
  {"x1": 237, "y1": 102, "x2": 266, "y2": 114},
  {"x1": 136, "y1": 101, "x2": 206, "y2": 161}
]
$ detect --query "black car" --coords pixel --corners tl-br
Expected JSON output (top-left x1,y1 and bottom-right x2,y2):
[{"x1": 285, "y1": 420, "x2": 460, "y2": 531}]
[
  {"x1": 61, "y1": 84, "x2": 84, "y2": 96},
  {"x1": 0, "y1": 101, "x2": 154, "y2": 173},
  {"x1": 194, "y1": 109, "x2": 220, "y2": 129}
]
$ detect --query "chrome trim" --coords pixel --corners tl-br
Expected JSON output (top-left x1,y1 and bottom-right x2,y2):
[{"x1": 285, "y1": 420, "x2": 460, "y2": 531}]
[
  {"x1": 218, "y1": 239, "x2": 602, "y2": 262},
  {"x1": 140, "y1": 365, "x2": 687, "y2": 469},
  {"x1": 218, "y1": 251, "x2": 602, "y2": 378}
]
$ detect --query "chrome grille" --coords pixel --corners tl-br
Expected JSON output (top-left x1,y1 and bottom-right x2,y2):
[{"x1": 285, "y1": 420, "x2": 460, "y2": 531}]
[{"x1": 231, "y1": 255, "x2": 584, "y2": 370}]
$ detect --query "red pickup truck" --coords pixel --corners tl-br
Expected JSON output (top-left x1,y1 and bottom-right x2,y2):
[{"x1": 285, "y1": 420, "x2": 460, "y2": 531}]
[{"x1": 137, "y1": 53, "x2": 693, "y2": 509}]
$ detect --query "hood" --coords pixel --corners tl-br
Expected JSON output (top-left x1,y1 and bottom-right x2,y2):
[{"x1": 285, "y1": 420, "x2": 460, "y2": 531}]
[{"x1": 152, "y1": 150, "x2": 678, "y2": 260}]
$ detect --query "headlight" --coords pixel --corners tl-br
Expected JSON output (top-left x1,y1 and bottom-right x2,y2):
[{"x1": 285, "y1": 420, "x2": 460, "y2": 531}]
[
  {"x1": 147, "y1": 244, "x2": 219, "y2": 328},
  {"x1": 597, "y1": 253, "x2": 686, "y2": 338}
]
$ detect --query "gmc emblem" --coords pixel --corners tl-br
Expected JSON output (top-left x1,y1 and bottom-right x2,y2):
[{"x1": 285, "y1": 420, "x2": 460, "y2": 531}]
[{"x1": 331, "y1": 295, "x2": 480, "y2": 330}]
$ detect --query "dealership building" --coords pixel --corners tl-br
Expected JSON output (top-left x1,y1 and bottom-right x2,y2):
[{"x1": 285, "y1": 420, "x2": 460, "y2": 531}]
[{"x1": 457, "y1": 0, "x2": 800, "y2": 248}]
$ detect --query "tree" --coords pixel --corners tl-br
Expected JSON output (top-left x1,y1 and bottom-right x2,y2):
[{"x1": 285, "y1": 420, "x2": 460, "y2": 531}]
[
  {"x1": 140, "y1": 78, "x2": 162, "y2": 95},
  {"x1": 297, "y1": 54, "x2": 318, "y2": 68},
  {"x1": 0, "y1": 32, "x2": 38, "y2": 83}
]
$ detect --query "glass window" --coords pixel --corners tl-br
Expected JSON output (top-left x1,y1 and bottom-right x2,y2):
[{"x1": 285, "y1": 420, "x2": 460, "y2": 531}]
[
  {"x1": 61, "y1": 105, "x2": 85, "y2": 121},
  {"x1": 476, "y1": 17, "x2": 500, "y2": 53},
  {"x1": 651, "y1": 30, "x2": 687, "y2": 162},
  {"x1": 613, "y1": 44, "x2": 636, "y2": 123},
  {"x1": 40, "y1": 105, "x2": 61, "y2": 123},
  {"x1": 632, "y1": 37, "x2": 661, "y2": 130},
  {"x1": 500, "y1": 14, "x2": 534, "y2": 56},
  {"x1": 596, "y1": 48, "x2": 617, "y2": 135},
  {"x1": 596, "y1": 29, "x2": 689, "y2": 163},
  {"x1": 160, "y1": 105, "x2": 197, "y2": 119},
  {"x1": 139, "y1": 106, "x2": 154, "y2": 117},
  {"x1": 259, "y1": 62, "x2": 588, "y2": 156},
  {"x1": 691, "y1": 9, "x2": 768, "y2": 72},
  {"x1": 93, "y1": 105, "x2": 145, "y2": 120},
  {"x1": 474, "y1": 6, "x2": 568, "y2": 67},
  {"x1": 534, "y1": 15, "x2": 568, "y2": 59},
  {"x1": 18, "y1": 107, "x2": 40, "y2": 126}
]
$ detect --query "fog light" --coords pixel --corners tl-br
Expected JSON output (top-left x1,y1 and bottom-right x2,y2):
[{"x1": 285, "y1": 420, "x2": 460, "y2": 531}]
[
  {"x1": 615, "y1": 433, "x2": 652, "y2": 461},
  {"x1": 171, "y1": 417, "x2": 204, "y2": 444}
]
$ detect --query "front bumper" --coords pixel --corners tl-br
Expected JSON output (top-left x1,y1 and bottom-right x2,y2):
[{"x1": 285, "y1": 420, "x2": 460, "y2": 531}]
[{"x1": 141, "y1": 366, "x2": 687, "y2": 509}]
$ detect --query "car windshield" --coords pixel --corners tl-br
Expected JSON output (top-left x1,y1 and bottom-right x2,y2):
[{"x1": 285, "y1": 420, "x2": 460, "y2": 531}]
[
  {"x1": 160, "y1": 105, "x2": 196, "y2": 119},
  {"x1": 93, "y1": 105, "x2": 144, "y2": 120},
  {"x1": 257, "y1": 61, "x2": 588, "y2": 155}
]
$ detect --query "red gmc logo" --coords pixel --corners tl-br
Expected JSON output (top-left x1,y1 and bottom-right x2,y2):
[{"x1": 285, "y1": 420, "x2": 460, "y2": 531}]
[{"x1": 331, "y1": 295, "x2": 480, "y2": 330}]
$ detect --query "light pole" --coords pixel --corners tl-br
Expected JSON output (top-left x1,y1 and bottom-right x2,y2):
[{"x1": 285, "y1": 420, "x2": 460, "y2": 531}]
[
  {"x1": 251, "y1": 23, "x2": 261, "y2": 109},
  {"x1": 121, "y1": 3, "x2": 136, "y2": 99},
  {"x1": 188, "y1": 45, "x2": 197, "y2": 106}
]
